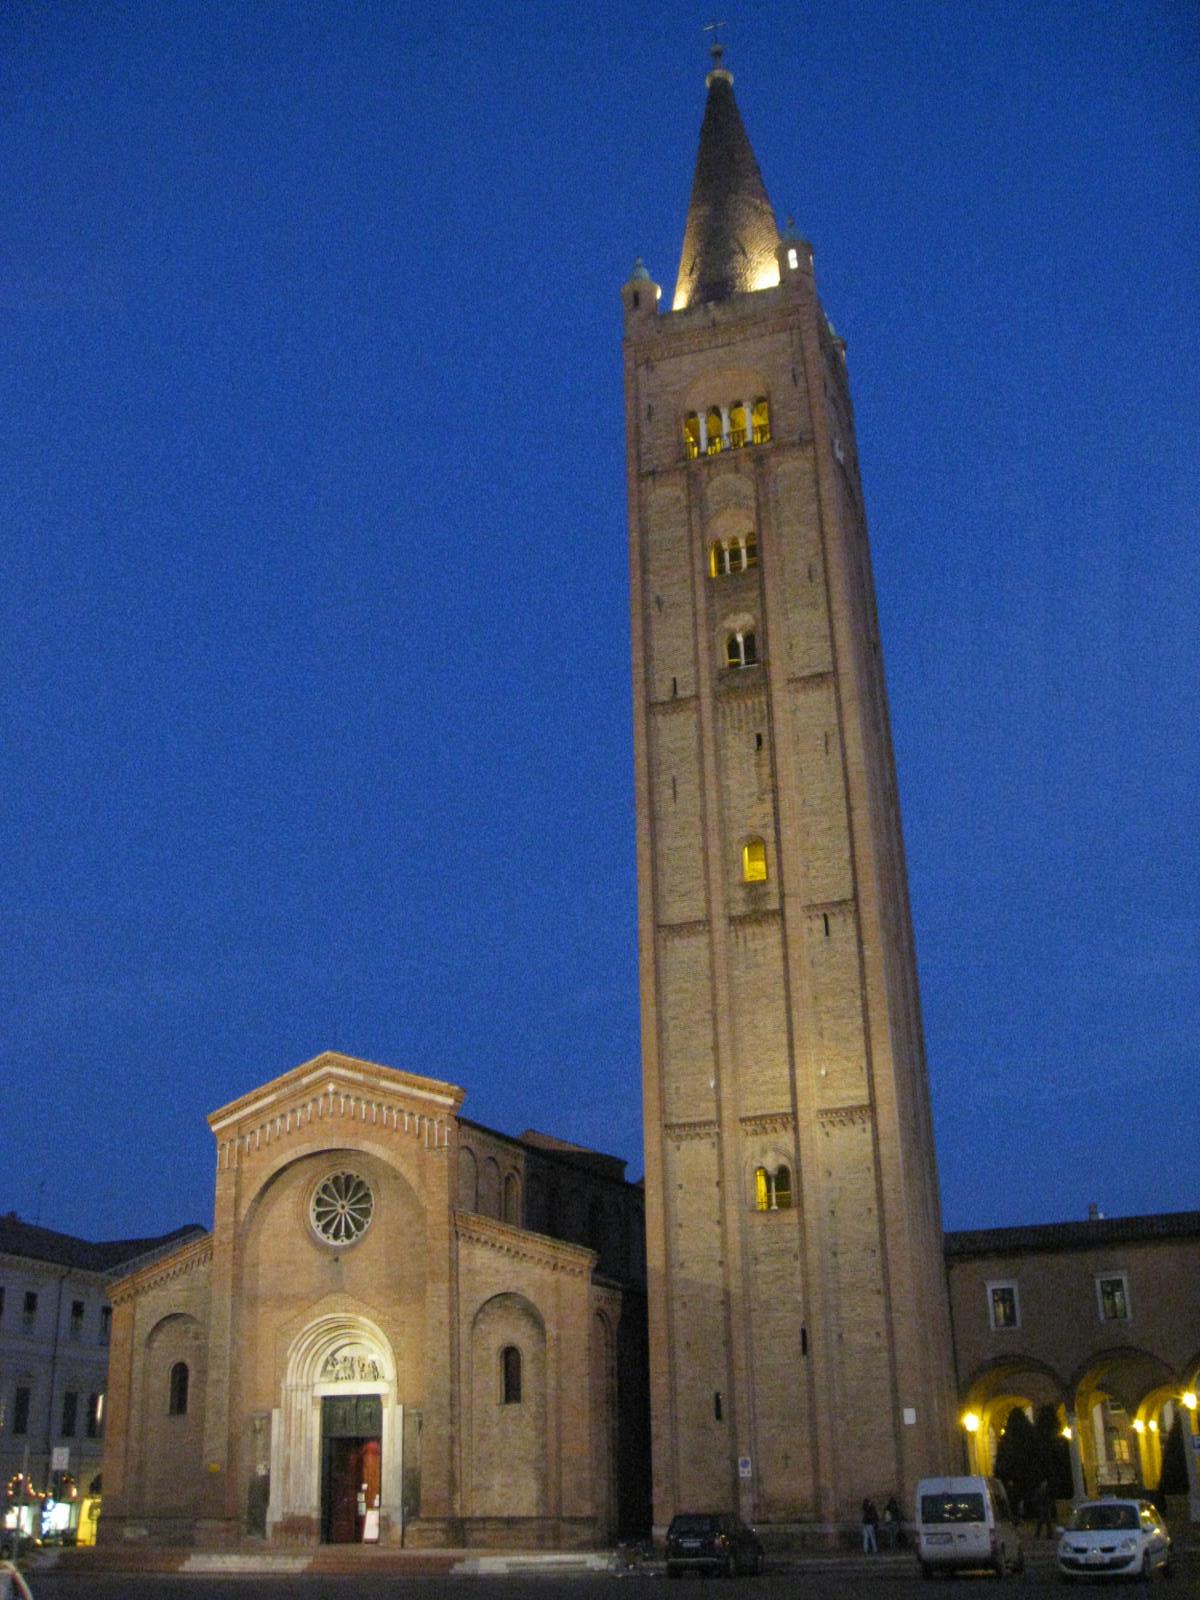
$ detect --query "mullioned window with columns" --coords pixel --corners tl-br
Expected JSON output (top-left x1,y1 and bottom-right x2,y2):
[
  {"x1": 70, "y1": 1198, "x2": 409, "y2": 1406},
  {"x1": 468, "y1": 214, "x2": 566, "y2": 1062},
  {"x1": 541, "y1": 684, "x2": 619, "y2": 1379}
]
[
  {"x1": 684, "y1": 396, "x2": 771, "y2": 459},
  {"x1": 709, "y1": 532, "x2": 758, "y2": 577},
  {"x1": 754, "y1": 1165, "x2": 793, "y2": 1212},
  {"x1": 725, "y1": 629, "x2": 758, "y2": 669}
]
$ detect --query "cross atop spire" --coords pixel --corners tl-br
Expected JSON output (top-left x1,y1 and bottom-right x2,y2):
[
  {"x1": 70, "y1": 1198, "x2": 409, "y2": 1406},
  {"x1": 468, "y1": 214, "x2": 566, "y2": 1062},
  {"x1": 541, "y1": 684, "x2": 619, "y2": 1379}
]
[{"x1": 702, "y1": 19, "x2": 731, "y2": 83}]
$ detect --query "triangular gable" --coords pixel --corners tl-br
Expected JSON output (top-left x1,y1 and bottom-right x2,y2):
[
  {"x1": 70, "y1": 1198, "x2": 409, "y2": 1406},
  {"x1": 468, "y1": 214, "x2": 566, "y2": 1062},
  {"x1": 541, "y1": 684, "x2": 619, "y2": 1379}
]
[{"x1": 208, "y1": 1050, "x2": 466, "y2": 1144}]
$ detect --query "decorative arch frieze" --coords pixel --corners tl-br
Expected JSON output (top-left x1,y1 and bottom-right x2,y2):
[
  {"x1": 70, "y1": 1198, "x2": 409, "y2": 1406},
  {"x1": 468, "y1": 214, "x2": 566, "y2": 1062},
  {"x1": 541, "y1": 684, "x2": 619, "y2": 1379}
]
[{"x1": 215, "y1": 1081, "x2": 452, "y2": 1175}]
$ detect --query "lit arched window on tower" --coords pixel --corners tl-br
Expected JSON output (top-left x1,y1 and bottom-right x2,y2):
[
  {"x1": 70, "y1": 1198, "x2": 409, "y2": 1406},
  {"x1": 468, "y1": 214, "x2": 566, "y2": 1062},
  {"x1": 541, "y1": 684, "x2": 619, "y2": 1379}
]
[
  {"x1": 709, "y1": 534, "x2": 758, "y2": 578},
  {"x1": 705, "y1": 406, "x2": 724, "y2": 455},
  {"x1": 683, "y1": 412, "x2": 702, "y2": 461},
  {"x1": 168, "y1": 1361, "x2": 189, "y2": 1416},
  {"x1": 726, "y1": 630, "x2": 758, "y2": 669},
  {"x1": 752, "y1": 397, "x2": 771, "y2": 444},
  {"x1": 753, "y1": 1165, "x2": 793, "y2": 1212},
  {"x1": 500, "y1": 1345, "x2": 522, "y2": 1405},
  {"x1": 729, "y1": 400, "x2": 748, "y2": 447},
  {"x1": 742, "y1": 838, "x2": 767, "y2": 883}
]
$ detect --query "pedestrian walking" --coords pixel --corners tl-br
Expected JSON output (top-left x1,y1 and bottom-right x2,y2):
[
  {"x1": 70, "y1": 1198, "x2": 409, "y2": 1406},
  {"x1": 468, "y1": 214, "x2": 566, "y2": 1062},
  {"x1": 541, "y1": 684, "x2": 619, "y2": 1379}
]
[
  {"x1": 882, "y1": 1494, "x2": 901, "y2": 1549},
  {"x1": 861, "y1": 1496, "x2": 879, "y2": 1553}
]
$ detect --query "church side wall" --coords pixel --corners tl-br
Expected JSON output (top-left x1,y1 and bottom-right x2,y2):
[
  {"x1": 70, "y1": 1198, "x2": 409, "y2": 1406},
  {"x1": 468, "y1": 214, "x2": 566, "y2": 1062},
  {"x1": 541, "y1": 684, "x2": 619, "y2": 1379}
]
[
  {"x1": 98, "y1": 1242, "x2": 213, "y2": 1546},
  {"x1": 454, "y1": 1216, "x2": 603, "y2": 1547}
]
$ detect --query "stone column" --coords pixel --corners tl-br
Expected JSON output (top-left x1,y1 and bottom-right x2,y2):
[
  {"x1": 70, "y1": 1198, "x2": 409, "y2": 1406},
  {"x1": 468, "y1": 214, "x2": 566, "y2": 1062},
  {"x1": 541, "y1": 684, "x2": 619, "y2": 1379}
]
[
  {"x1": 1065, "y1": 1413, "x2": 1086, "y2": 1504},
  {"x1": 1182, "y1": 1400, "x2": 1200, "y2": 1523}
]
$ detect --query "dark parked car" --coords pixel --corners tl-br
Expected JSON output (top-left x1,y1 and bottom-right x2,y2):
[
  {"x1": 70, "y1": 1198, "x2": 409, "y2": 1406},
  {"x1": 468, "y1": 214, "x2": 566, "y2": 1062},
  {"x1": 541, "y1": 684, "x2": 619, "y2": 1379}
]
[{"x1": 666, "y1": 1512, "x2": 764, "y2": 1577}]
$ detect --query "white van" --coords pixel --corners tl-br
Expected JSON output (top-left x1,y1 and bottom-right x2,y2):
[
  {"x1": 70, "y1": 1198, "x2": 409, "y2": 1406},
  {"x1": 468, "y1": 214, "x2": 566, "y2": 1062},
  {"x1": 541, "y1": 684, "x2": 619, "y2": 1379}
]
[{"x1": 914, "y1": 1476, "x2": 1024, "y2": 1577}]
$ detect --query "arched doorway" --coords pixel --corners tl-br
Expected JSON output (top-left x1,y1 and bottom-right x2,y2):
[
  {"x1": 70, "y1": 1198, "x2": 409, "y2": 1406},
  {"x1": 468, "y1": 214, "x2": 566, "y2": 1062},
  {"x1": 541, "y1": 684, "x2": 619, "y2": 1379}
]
[{"x1": 268, "y1": 1314, "x2": 400, "y2": 1544}]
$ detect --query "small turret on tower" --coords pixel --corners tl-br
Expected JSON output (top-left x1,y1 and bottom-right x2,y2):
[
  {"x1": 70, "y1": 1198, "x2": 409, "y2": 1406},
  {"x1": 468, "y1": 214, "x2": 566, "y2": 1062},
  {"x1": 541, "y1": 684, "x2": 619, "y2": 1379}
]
[
  {"x1": 621, "y1": 257, "x2": 661, "y2": 332},
  {"x1": 672, "y1": 43, "x2": 781, "y2": 311},
  {"x1": 775, "y1": 216, "x2": 814, "y2": 292}
]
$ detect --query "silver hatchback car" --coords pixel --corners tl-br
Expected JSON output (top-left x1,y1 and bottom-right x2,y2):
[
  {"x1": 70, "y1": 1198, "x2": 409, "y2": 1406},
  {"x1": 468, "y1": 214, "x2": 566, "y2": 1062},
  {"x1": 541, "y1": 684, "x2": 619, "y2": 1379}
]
[{"x1": 1057, "y1": 1498, "x2": 1173, "y2": 1581}]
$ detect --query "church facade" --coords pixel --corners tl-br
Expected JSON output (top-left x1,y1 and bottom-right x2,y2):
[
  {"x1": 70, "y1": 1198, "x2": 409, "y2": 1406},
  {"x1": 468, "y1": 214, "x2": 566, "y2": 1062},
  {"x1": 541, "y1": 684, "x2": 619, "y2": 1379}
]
[
  {"x1": 98, "y1": 1052, "x2": 648, "y2": 1548},
  {"x1": 621, "y1": 49, "x2": 957, "y2": 1531}
]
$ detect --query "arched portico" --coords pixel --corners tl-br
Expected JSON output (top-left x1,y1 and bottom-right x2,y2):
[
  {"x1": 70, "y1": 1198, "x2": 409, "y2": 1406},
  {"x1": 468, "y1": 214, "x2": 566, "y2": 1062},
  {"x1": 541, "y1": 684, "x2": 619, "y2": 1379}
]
[
  {"x1": 958, "y1": 1357, "x2": 1068, "y2": 1479},
  {"x1": 267, "y1": 1312, "x2": 402, "y2": 1544},
  {"x1": 1070, "y1": 1347, "x2": 1178, "y2": 1498}
]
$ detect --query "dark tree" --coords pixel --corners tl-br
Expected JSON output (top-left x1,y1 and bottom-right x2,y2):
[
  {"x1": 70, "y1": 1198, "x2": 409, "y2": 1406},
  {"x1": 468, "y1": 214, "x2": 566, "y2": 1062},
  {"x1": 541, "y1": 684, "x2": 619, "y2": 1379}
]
[
  {"x1": 1158, "y1": 1412, "x2": 1188, "y2": 1495},
  {"x1": 1032, "y1": 1404, "x2": 1074, "y2": 1499},
  {"x1": 993, "y1": 1405, "x2": 1039, "y2": 1511}
]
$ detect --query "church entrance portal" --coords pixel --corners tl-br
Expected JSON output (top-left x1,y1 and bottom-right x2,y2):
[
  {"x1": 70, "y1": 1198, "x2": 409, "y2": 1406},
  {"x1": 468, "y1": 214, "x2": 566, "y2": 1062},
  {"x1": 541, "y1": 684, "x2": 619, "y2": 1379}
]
[
  {"x1": 270, "y1": 1315, "x2": 399, "y2": 1546},
  {"x1": 320, "y1": 1394, "x2": 382, "y2": 1543}
]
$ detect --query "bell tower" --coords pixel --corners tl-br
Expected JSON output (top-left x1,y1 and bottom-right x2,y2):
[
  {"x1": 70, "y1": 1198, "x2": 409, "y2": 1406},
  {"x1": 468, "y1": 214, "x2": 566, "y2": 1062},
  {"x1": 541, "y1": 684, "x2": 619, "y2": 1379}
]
[{"x1": 622, "y1": 49, "x2": 956, "y2": 1532}]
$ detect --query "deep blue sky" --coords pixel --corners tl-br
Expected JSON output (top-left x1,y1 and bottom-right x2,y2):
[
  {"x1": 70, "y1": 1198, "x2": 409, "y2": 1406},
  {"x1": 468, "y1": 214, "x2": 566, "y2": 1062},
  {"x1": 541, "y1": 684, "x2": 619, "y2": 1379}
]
[{"x1": 3, "y1": 2, "x2": 1196, "y2": 1241}]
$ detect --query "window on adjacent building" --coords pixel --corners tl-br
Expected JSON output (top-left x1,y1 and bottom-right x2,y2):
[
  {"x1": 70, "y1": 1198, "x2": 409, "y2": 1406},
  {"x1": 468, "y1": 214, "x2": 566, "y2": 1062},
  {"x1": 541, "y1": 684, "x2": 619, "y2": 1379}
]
[
  {"x1": 61, "y1": 1390, "x2": 79, "y2": 1438},
  {"x1": 69, "y1": 1300, "x2": 84, "y2": 1339},
  {"x1": 99, "y1": 1305, "x2": 112, "y2": 1344},
  {"x1": 168, "y1": 1362, "x2": 189, "y2": 1416},
  {"x1": 22, "y1": 1291, "x2": 37, "y2": 1330},
  {"x1": 742, "y1": 838, "x2": 768, "y2": 883},
  {"x1": 500, "y1": 1345, "x2": 522, "y2": 1405},
  {"x1": 1096, "y1": 1274, "x2": 1130, "y2": 1322},
  {"x1": 726, "y1": 630, "x2": 758, "y2": 669},
  {"x1": 85, "y1": 1392, "x2": 104, "y2": 1439},
  {"x1": 12, "y1": 1386, "x2": 31, "y2": 1435},
  {"x1": 988, "y1": 1282, "x2": 1020, "y2": 1330}
]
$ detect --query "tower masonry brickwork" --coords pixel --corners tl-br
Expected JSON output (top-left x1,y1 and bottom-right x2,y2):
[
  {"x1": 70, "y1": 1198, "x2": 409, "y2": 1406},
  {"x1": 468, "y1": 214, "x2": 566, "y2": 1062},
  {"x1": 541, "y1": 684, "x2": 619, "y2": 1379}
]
[{"x1": 622, "y1": 56, "x2": 957, "y2": 1531}]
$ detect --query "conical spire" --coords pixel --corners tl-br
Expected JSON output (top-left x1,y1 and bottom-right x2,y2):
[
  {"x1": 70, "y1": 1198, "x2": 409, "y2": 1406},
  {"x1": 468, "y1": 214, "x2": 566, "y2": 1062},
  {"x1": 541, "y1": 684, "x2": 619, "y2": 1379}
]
[{"x1": 672, "y1": 49, "x2": 780, "y2": 311}]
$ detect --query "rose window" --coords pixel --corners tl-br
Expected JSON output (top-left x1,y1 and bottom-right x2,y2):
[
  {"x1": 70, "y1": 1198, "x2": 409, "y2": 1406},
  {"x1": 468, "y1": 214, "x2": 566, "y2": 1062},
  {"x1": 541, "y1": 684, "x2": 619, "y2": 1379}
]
[{"x1": 310, "y1": 1172, "x2": 374, "y2": 1246}]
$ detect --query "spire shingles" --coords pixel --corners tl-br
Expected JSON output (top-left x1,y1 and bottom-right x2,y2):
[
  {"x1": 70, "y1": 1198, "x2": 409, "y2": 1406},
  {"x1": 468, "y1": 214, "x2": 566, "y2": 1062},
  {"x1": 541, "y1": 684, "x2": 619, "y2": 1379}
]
[{"x1": 672, "y1": 63, "x2": 780, "y2": 311}]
